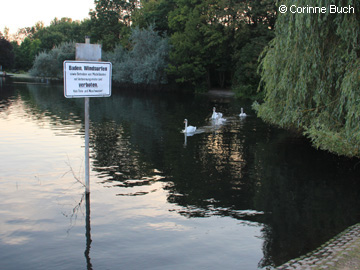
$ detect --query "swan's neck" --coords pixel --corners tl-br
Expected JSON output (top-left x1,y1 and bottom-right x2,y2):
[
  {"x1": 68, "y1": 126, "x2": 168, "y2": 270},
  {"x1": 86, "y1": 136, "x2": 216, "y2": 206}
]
[{"x1": 185, "y1": 121, "x2": 188, "y2": 132}]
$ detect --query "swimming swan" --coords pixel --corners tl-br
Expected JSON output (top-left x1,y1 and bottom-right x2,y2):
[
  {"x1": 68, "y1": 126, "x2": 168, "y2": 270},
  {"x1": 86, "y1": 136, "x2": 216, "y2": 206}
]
[
  {"x1": 211, "y1": 107, "x2": 223, "y2": 120},
  {"x1": 239, "y1": 108, "x2": 247, "y2": 118},
  {"x1": 183, "y1": 119, "x2": 197, "y2": 134}
]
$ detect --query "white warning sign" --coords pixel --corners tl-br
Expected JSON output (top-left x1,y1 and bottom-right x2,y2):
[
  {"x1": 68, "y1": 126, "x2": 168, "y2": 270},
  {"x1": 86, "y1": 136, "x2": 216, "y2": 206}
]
[{"x1": 64, "y1": 61, "x2": 112, "y2": 98}]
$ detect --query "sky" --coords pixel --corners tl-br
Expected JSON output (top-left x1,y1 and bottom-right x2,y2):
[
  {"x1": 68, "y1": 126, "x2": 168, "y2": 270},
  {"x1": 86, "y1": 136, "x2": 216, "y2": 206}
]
[{"x1": 0, "y1": 0, "x2": 95, "y2": 35}]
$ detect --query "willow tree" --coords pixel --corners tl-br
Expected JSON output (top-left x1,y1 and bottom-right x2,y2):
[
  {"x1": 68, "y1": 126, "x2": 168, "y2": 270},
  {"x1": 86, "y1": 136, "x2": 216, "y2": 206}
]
[{"x1": 255, "y1": 0, "x2": 360, "y2": 157}]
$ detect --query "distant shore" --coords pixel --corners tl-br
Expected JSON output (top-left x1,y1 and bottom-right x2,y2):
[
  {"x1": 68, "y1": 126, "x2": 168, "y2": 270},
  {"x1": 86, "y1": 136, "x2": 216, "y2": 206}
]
[
  {"x1": 207, "y1": 89, "x2": 235, "y2": 97},
  {"x1": 7, "y1": 73, "x2": 33, "y2": 78}
]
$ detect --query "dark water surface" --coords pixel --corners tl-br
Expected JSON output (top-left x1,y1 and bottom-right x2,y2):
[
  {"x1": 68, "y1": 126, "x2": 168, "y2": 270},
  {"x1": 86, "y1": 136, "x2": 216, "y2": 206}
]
[{"x1": 1, "y1": 78, "x2": 360, "y2": 269}]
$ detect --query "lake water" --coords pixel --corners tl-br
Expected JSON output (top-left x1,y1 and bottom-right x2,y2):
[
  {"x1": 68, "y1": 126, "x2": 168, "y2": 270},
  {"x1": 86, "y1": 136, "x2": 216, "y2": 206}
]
[{"x1": 1, "y1": 78, "x2": 360, "y2": 269}]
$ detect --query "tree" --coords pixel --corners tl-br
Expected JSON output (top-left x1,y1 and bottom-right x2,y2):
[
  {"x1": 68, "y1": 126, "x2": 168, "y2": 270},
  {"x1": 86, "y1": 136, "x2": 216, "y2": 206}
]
[
  {"x1": 29, "y1": 51, "x2": 59, "y2": 78},
  {"x1": 33, "y1": 18, "x2": 90, "y2": 51},
  {"x1": 232, "y1": 23, "x2": 274, "y2": 98},
  {"x1": 168, "y1": 4, "x2": 208, "y2": 88},
  {"x1": 14, "y1": 22, "x2": 45, "y2": 43},
  {"x1": 231, "y1": 0, "x2": 276, "y2": 98},
  {"x1": 12, "y1": 18, "x2": 90, "y2": 71},
  {"x1": 132, "y1": 0, "x2": 176, "y2": 34},
  {"x1": 13, "y1": 37, "x2": 41, "y2": 71},
  {"x1": 167, "y1": 0, "x2": 236, "y2": 90},
  {"x1": 254, "y1": 0, "x2": 360, "y2": 157},
  {"x1": 104, "y1": 25, "x2": 170, "y2": 85},
  {"x1": 166, "y1": 0, "x2": 276, "y2": 91},
  {"x1": 30, "y1": 42, "x2": 75, "y2": 78},
  {"x1": 0, "y1": 33, "x2": 14, "y2": 69},
  {"x1": 89, "y1": 0, "x2": 140, "y2": 50}
]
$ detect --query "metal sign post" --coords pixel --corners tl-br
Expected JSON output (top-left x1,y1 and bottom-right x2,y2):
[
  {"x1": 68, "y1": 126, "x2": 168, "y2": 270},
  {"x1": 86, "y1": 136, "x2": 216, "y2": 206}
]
[
  {"x1": 64, "y1": 37, "x2": 112, "y2": 193},
  {"x1": 84, "y1": 96, "x2": 90, "y2": 193}
]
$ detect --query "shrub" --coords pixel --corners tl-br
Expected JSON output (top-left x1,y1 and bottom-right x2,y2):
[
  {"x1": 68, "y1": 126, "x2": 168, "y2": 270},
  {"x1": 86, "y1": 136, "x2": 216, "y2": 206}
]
[{"x1": 30, "y1": 42, "x2": 75, "y2": 78}]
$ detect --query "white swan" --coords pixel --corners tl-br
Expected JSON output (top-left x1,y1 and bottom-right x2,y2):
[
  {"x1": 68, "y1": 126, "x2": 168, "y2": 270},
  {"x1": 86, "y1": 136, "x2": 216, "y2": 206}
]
[
  {"x1": 211, "y1": 116, "x2": 226, "y2": 126},
  {"x1": 239, "y1": 108, "x2": 247, "y2": 118},
  {"x1": 183, "y1": 119, "x2": 197, "y2": 134},
  {"x1": 211, "y1": 107, "x2": 223, "y2": 120}
]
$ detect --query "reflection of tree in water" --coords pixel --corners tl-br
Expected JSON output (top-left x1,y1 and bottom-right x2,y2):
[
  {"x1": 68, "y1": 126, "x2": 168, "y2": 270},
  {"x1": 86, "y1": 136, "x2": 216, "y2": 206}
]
[
  {"x1": 88, "y1": 101, "x2": 266, "y2": 224},
  {"x1": 9, "y1": 81, "x2": 360, "y2": 268},
  {"x1": 253, "y1": 135, "x2": 360, "y2": 267},
  {"x1": 3, "y1": 83, "x2": 84, "y2": 134},
  {"x1": 90, "y1": 120, "x2": 164, "y2": 194},
  {"x1": 0, "y1": 81, "x2": 16, "y2": 114},
  {"x1": 201, "y1": 120, "x2": 247, "y2": 181},
  {"x1": 164, "y1": 118, "x2": 264, "y2": 222}
]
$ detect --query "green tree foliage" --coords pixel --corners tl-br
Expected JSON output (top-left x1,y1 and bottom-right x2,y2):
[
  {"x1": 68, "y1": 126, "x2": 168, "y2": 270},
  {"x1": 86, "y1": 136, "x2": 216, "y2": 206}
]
[
  {"x1": 167, "y1": 4, "x2": 207, "y2": 88},
  {"x1": 12, "y1": 18, "x2": 89, "y2": 71},
  {"x1": 13, "y1": 37, "x2": 42, "y2": 71},
  {"x1": 0, "y1": 33, "x2": 14, "y2": 69},
  {"x1": 167, "y1": 0, "x2": 275, "y2": 91},
  {"x1": 14, "y1": 0, "x2": 276, "y2": 95},
  {"x1": 33, "y1": 18, "x2": 90, "y2": 51},
  {"x1": 132, "y1": 0, "x2": 176, "y2": 34},
  {"x1": 12, "y1": 22, "x2": 45, "y2": 44},
  {"x1": 231, "y1": 0, "x2": 276, "y2": 98},
  {"x1": 30, "y1": 42, "x2": 75, "y2": 78},
  {"x1": 167, "y1": 0, "x2": 236, "y2": 90},
  {"x1": 254, "y1": 0, "x2": 360, "y2": 157},
  {"x1": 103, "y1": 25, "x2": 170, "y2": 85},
  {"x1": 89, "y1": 0, "x2": 139, "y2": 50}
]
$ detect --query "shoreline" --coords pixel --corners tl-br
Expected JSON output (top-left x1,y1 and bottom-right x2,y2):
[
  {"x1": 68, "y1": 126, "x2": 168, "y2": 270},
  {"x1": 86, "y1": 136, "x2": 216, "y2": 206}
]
[
  {"x1": 274, "y1": 223, "x2": 360, "y2": 269},
  {"x1": 207, "y1": 89, "x2": 235, "y2": 97}
]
